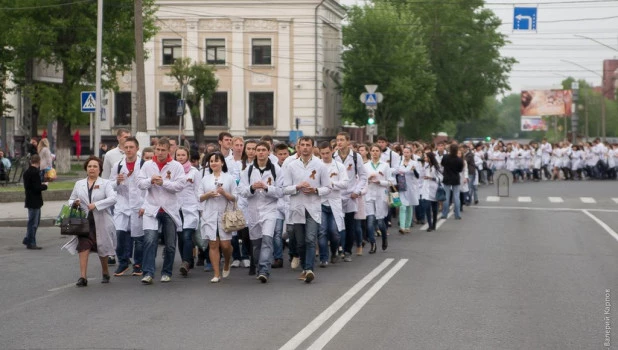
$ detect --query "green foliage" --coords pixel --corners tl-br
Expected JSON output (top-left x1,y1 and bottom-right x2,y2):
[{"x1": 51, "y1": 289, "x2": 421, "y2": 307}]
[
  {"x1": 342, "y1": 1, "x2": 435, "y2": 140},
  {"x1": 167, "y1": 58, "x2": 219, "y2": 145}
]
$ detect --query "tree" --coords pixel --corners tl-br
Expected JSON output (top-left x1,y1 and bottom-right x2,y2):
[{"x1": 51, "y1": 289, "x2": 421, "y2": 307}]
[
  {"x1": 2, "y1": 0, "x2": 157, "y2": 172},
  {"x1": 386, "y1": 0, "x2": 516, "y2": 132},
  {"x1": 167, "y1": 58, "x2": 219, "y2": 146},
  {"x1": 342, "y1": 1, "x2": 436, "y2": 140}
]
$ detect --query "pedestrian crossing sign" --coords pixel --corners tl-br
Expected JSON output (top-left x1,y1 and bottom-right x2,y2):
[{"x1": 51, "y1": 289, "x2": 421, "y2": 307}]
[
  {"x1": 81, "y1": 91, "x2": 96, "y2": 113},
  {"x1": 365, "y1": 93, "x2": 377, "y2": 107}
]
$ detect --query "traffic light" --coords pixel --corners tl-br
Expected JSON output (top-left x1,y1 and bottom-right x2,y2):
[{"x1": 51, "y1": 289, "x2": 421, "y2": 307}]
[
  {"x1": 485, "y1": 136, "x2": 491, "y2": 142},
  {"x1": 368, "y1": 117, "x2": 375, "y2": 125}
]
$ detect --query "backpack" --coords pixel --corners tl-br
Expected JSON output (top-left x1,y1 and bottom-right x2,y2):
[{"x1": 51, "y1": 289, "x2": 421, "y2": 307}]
[
  {"x1": 117, "y1": 158, "x2": 146, "y2": 174},
  {"x1": 247, "y1": 161, "x2": 277, "y2": 183},
  {"x1": 334, "y1": 151, "x2": 359, "y2": 176}
]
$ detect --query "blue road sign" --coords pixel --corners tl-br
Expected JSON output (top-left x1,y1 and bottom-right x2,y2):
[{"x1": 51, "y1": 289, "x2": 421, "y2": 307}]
[
  {"x1": 81, "y1": 91, "x2": 96, "y2": 113},
  {"x1": 176, "y1": 99, "x2": 186, "y2": 117},
  {"x1": 365, "y1": 93, "x2": 378, "y2": 107},
  {"x1": 513, "y1": 7, "x2": 537, "y2": 31}
]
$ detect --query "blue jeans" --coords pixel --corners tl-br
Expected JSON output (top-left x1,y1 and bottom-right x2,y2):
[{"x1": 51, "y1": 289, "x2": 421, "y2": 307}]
[
  {"x1": 366, "y1": 214, "x2": 387, "y2": 245},
  {"x1": 293, "y1": 210, "x2": 319, "y2": 271},
  {"x1": 273, "y1": 218, "x2": 284, "y2": 260},
  {"x1": 442, "y1": 184, "x2": 461, "y2": 219},
  {"x1": 420, "y1": 199, "x2": 438, "y2": 229},
  {"x1": 132, "y1": 236, "x2": 144, "y2": 267},
  {"x1": 25, "y1": 208, "x2": 41, "y2": 246},
  {"x1": 142, "y1": 212, "x2": 177, "y2": 278},
  {"x1": 115, "y1": 230, "x2": 132, "y2": 268},
  {"x1": 318, "y1": 205, "x2": 341, "y2": 262},
  {"x1": 232, "y1": 230, "x2": 250, "y2": 260},
  {"x1": 178, "y1": 228, "x2": 195, "y2": 265},
  {"x1": 468, "y1": 174, "x2": 478, "y2": 203},
  {"x1": 252, "y1": 236, "x2": 274, "y2": 277}
]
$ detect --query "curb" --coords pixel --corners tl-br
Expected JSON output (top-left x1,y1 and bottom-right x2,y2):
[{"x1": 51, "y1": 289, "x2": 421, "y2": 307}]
[{"x1": 0, "y1": 217, "x2": 57, "y2": 228}]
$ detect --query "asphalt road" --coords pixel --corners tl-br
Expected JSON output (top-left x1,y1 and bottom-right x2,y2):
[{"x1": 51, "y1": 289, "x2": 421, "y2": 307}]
[{"x1": 1, "y1": 180, "x2": 617, "y2": 349}]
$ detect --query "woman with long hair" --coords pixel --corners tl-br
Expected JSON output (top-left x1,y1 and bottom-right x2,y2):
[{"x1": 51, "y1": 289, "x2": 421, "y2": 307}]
[
  {"x1": 175, "y1": 146, "x2": 201, "y2": 276},
  {"x1": 420, "y1": 152, "x2": 441, "y2": 232},
  {"x1": 198, "y1": 152, "x2": 237, "y2": 283},
  {"x1": 363, "y1": 144, "x2": 393, "y2": 253},
  {"x1": 67, "y1": 156, "x2": 117, "y2": 287},
  {"x1": 37, "y1": 138, "x2": 53, "y2": 181},
  {"x1": 396, "y1": 147, "x2": 419, "y2": 233}
]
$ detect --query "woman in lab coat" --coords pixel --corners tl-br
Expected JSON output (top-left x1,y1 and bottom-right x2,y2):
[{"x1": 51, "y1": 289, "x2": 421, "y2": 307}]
[
  {"x1": 363, "y1": 144, "x2": 394, "y2": 253},
  {"x1": 395, "y1": 147, "x2": 419, "y2": 234},
  {"x1": 175, "y1": 146, "x2": 202, "y2": 276},
  {"x1": 68, "y1": 156, "x2": 117, "y2": 287}
]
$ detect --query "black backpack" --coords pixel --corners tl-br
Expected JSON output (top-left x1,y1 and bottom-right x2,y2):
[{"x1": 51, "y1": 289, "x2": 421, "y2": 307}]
[
  {"x1": 117, "y1": 158, "x2": 146, "y2": 174},
  {"x1": 334, "y1": 151, "x2": 359, "y2": 176},
  {"x1": 247, "y1": 162, "x2": 277, "y2": 183}
]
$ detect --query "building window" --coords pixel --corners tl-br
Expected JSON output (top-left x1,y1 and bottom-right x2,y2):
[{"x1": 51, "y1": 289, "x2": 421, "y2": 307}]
[
  {"x1": 159, "y1": 92, "x2": 180, "y2": 126},
  {"x1": 162, "y1": 39, "x2": 182, "y2": 65},
  {"x1": 206, "y1": 39, "x2": 226, "y2": 65},
  {"x1": 252, "y1": 38, "x2": 271, "y2": 65},
  {"x1": 204, "y1": 92, "x2": 228, "y2": 126},
  {"x1": 249, "y1": 92, "x2": 274, "y2": 127},
  {"x1": 114, "y1": 92, "x2": 132, "y2": 126}
]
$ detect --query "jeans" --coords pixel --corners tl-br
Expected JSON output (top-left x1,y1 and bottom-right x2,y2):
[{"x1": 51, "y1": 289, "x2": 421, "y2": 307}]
[
  {"x1": 132, "y1": 236, "x2": 144, "y2": 267},
  {"x1": 318, "y1": 205, "x2": 341, "y2": 262},
  {"x1": 178, "y1": 228, "x2": 195, "y2": 265},
  {"x1": 232, "y1": 229, "x2": 250, "y2": 261},
  {"x1": 420, "y1": 199, "x2": 438, "y2": 229},
  {"x1": 366, "y1": 214, "x2": 387, "y2": 245},
  {"x1": 287, "y1": 224, "x2": 297, "y2": 259},
  {"x1": 25, "y1": 208, "x2": 41, "y2": 246},
  {"x1": 442, "y1": 184, "x2": 461, "y2": 219},
  {"x1": 142, "y1": 212, "x2": 177, "y2": 278},
  {"x1": 252, "y1": 236, "x2": 274, "y2": 277},
  {"x1": 115, "y1": 230, "x2": 132, "y2": 268},
  {"x1": 343, "y1": 212, "x2": 361, "y2": 253},
  {"x1": 293, "y1": 210, "x2": 319, "y2": 271},
  {"x1": 468, "y1": 173, "x2": 478, "y2": 203},
  {"x1": 415, "y1": 204, "x2": 425, "y2": 222},
  {"x1": 399, "y1": 205, "x2": 413, "y2": 229},
  {"x1": 273, "y1": 218, "x2": 284, "y2": 260}
]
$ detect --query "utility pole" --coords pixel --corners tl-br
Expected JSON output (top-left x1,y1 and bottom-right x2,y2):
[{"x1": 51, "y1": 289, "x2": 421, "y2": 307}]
[
  {"x1": 94, "y1": 0, "x2": 103, "y2": 154},
  {"x1": 134, "y1": 0, "x2": 147, "y2": 133}
]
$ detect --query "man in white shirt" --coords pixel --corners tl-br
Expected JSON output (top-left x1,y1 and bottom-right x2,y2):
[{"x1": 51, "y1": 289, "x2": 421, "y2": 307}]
[
  {"x1": 377, "y1": 135, "x2": 399, "y2": 227},
  {"x1": 283, "y1": 136, "x2": 332, "y2": 283},
  {"x1": 137, "y1": 137, "x2": 185, "y2": 284},
  {"x1": 102, "y1": 128, "x2": 131, "y2": 179}
]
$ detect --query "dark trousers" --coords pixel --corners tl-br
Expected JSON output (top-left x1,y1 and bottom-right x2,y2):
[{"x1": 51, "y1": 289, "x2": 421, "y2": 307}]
[{"x1": 421, "y1": 199, "x2": 438, "y2": 229}]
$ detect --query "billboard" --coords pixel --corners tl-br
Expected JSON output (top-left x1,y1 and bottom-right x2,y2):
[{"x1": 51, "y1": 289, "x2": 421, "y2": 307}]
[
  {"x1": 520, "y1": 90, "x2": 572, "y2": 117},
  {"x1": 521, "y1": 116, "x2": 548, "y2": 131}
]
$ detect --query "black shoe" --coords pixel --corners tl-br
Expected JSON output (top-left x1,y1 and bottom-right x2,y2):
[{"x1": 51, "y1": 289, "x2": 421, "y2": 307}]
[
  {"x1": 107, "y1": 257, "x2": 116, "y2": 265},
  {"x1": 248, "y1": 266, "x2": 256, "y2": 276},
  {"x1": 382, "y1": 239, "x2": 388, "y2": 251},
  {"x1": 26, "y1": 245, "x2": 42, "y2": 250},
  {"x1": 76, "y1": 277, "x2": 88, "y2": 287},
  {"x1": 427, "y1": 228, "x2": 433, "y2": 232},
  {"x1": 22, "y1": 237, "x2": 29, "y2": 246},
  {"x1": 474, "y1": 200, "x2": 479, "y2": 205},
  {"x1": 271, "y1": 259, "x2": 283, "y2": 268},
  {"x1": 101, "y1": 274, "x2": 110, "y2": 284},
  {"x1": 369, "y1": 243, "x2": 377, "y2": 254}
]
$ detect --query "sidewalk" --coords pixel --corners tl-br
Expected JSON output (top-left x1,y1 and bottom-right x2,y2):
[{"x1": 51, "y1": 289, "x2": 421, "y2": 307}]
[{"x1": 0, "y1": 201, "x2": 66, "y2": 227}]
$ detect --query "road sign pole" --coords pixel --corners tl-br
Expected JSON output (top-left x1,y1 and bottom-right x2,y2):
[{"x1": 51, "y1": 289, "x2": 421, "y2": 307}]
[
  {"x1": 94, "y1": 0, "x2": 103, "y2": 156},
  {"x1": 90, "y1": 112, "x2": 94, "y2": 153}
]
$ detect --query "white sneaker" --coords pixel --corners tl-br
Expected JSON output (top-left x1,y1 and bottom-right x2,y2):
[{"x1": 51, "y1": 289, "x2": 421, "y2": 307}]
[
  {"x1": 304, "y1": 270, "x2": 315, "y2": 283},
  {"x1": 161, "y1": 275, "x2": 171, "y2": 283},
  {"x1": 242, "y1": 259, "x2": 251, "y2": 268},
  {"x1": 291, "y1": 257, "x2": 300, "y2": 269},
  {"x1": 222, "y1": 269, "x2": 230, "y2": 278},
  {"x1": 210, "y1": 276, "x2": 220, "y2": 283},
  {"x1": 141, "y1": 275, "x2": 153, "y2": 284},
  {"x1": 231, "y1": 260, "x2": 241, "y2": 268}
]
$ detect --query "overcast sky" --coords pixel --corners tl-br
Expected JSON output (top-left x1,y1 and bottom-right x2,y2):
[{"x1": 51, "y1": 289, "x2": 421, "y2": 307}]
[{"x1": 339, "y1": 0, "x2": 618, "y2": 95}]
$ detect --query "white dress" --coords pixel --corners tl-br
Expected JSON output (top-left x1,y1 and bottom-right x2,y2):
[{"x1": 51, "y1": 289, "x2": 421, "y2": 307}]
[
  {"x1": 395, "y1": 159, "x2": 419, "y2": 207},
  {"x1": 363, "y1": 161, "x2": 393, "y2": 219},
  {"x1": 199, "y1": 172, "x2": 237, "y2": 241}
]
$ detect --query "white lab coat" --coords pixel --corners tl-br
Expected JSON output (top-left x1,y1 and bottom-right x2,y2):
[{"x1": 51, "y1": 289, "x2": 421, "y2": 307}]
[
  {"x1": 363, "y1": 161, "x2": 393, "y2": 219},
  {"x1": 199, "y1": 171, "x2": 237, "y2": 241},
  {"x1": 420, "y1": 164, "x2": 441, "y2": 202},
  {"x1": 541, "y1": 142, "x2": 553, "y2": 166},
  {"x1": 320, "y1": 160, "x2": 349, "y2": 232},
  {"x1": 380, "y1": 148, "x2": 401, "y2": 169},
  {"x1": 137, "y1": 159, "x2": 185, "y2": 231},
  {"x1": 283, "y1": 156, "x2": 332, "y2": 224},
  {"x1": 67, "y1": 177, "x2": 117, "y2": 257},
  {"x1": 395, "y1": 159, "x2": 420, "y2": 206},
  {"x1": 178, "y1": 166, "x2": 202, "y2": 230},
  {"x1": 110, "y1": 158, "x2": 146, "y2": 236},
  {"x1": 102, "y1": 146, "x2": 125, "y2": 179},
  {"x1": 237, "y1": 161, "x2": 283, "y2": 239},
  {"x1": 333, "y1": 150, "x2": 368, "y2": 213}
]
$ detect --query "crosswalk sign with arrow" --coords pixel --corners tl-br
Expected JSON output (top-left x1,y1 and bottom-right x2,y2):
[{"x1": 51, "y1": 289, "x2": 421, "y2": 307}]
[{"x1": 81, "y1": 91, "x2": 97, "y2": 113}]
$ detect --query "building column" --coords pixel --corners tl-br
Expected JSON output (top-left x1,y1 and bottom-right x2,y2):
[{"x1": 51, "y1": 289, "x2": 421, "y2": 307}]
[
  {"x1": 277, "y1": 20, "x2": 292, "y2": 137},
  {"x1": 230, "y1": 19, "x2": 245, "y2": 135},
  {"x1": 184, "y1": 19, "x2": 199, "y2": 133},
  {"x1": 144, "y1": 39, "x2": 157, "y2": 135}
]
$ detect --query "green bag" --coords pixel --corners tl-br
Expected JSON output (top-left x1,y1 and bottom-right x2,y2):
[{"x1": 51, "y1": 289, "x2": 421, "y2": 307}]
[
  {"x1": 388, "y1": 186, "x2": 402, "y2": 208},
  {"x1": 55, "y1": 204, "x2": 86, "y2": 226}
]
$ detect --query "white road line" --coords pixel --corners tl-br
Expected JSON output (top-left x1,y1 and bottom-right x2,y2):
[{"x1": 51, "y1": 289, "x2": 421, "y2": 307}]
[
  {"x1": 486, "y1": 196, "x2": 500, "y2": 202},
  {"x1": 612, "y1": 198, "x2": 618, "y2": 204},
  {"x1": 474, "y1": 205, "x2": 618, "y2": 213},
  {"x1": 48, "y1": 278, "x2": 97, "y2": 292},
  {"x1": 279, "y1": 259, "x2": 394, "y2": 350},
  {"x1": 420, "y1": 208, "x2": 453, "y2": 230},
  {"x1": 581, "y1": 197, "x2": 596, "y2": 204},
  {"x1": 548, "y1": 197, "x2": 564, "y2": 203},
  {"x1": 307, "y1": 259, "x2": 409, "y2": 350},
  {"x1": 582, "y1": 210, "x2": 618, "y2": 243},
  {"x1": 518, "y1": 196, "x2": 532, "y2": 202}
]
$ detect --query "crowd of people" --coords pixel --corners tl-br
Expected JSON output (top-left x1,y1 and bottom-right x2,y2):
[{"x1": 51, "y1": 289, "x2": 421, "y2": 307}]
[{"x1": 26, "y1": 128, "x2": 614, "y2": 288}]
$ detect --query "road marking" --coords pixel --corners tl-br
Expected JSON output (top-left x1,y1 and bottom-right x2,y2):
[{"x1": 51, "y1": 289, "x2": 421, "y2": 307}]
[
  {"x1": 518, "y1": 196, "x2": 532, "y2": 202},
  {"x1": 307, "y1": 259, "x2": 408, "y2": 350},
  {"x1": 48, "y1": 279, "x2": 96, "y2": 292},
  {"x1": 612, "y1": 198, "x2": 618, "y2": 204},
  {"x1": 279, "y1": 259, "x2": 394, "y2": 350},
  {"x1": 582, "y1": 210, "x2": 618, "y2": 243},
  {"x1": 548, "y1": 197, "x2": 564, "y2": 203},
  {"x1": 580, "y1": 197, "x2": 596, "y2": 204},
  {"x1": 420, "y1": 208, "x2": 453, "y2": 230},
  {"x1": 474, "y1": 205, "x2": 618, "y2": 213},
  {"x1": 486, "y1": 196, "x2": 500, "y2": 202}
]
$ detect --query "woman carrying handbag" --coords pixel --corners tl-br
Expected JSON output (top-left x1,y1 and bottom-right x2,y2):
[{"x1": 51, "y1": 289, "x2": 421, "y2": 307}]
[
  {"x1": 363, "y1": 144, "x2": 394, "y2": 253},
  {"x1": 395, "y1": 147, "x2": 420, "y2": 234},
  {"x1": 66, "y1": 156, "x2": 117, "y2": 287},
  {"x1": 198, "y1": 152, "x2": 237, "y2": 283}
]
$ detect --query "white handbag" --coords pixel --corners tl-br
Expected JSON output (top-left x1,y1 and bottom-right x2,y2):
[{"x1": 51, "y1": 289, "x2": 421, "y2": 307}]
[{"x1": 222, "y1": 201, "x2": 247, "y2": 233}]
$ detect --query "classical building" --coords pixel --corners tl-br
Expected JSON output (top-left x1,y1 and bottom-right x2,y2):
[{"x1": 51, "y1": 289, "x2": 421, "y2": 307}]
[{"x1": 112, "y1": 0, "x2": 345, "y2": 141}]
